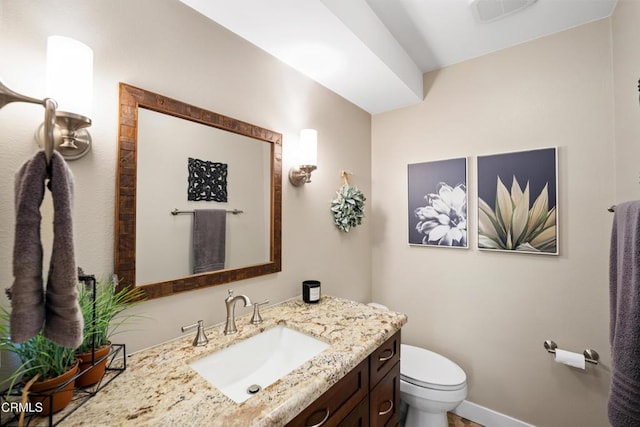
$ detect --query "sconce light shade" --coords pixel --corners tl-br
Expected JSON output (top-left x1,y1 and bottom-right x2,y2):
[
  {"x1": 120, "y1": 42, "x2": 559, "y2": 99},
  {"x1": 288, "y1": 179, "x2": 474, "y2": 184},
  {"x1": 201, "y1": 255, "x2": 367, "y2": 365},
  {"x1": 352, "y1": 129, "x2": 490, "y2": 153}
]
[
  {"x1": 289, "y1": 128, "x2": 318, "y2": 187},
  {"x1": 298, "y1": 128, "x2": 317, "y2": 166},
  {"x1": 37, "y1": 35, "x2": 93, "y2": 160},
  {"x1": 46, "y1": 35, "x2": 93, "y2": 118}
]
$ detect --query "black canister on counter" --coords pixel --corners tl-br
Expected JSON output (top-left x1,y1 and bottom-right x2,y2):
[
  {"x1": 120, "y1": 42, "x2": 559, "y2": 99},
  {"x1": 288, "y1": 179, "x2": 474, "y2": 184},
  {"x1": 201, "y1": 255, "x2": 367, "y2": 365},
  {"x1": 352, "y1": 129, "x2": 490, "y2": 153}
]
[{"x1": 302, "y1": 280, "x2": 321, "y2": 303}]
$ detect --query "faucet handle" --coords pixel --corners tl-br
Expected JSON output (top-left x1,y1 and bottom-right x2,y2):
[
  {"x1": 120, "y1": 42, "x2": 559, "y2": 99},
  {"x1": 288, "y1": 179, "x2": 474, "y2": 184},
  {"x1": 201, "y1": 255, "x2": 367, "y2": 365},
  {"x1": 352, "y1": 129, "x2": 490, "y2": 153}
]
[
  {"x1": 181, "y1": 320, "x2": 208, "y2": 347},
  {"x1": 250, "y1": 300, "x2": 269, "y2": 325}
]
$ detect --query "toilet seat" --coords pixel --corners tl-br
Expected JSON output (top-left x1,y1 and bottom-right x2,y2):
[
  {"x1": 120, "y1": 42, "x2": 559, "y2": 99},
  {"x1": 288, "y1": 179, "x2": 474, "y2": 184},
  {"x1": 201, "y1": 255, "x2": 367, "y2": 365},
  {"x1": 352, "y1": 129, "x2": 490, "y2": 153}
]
[{"x1": 401, "y1": 344, "x2": 466, "y2": 391}]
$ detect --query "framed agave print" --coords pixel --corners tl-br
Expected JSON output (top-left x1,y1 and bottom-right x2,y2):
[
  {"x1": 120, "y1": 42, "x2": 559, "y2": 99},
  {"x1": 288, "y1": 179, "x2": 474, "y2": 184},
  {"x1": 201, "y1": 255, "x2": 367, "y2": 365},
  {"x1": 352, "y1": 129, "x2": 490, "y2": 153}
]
[
  {"x1": 408, "y1": 157, "x2": 468, "y2": 248},
  {"x1": 477, "y1": 147, "x2": 558, "y2": 255}
]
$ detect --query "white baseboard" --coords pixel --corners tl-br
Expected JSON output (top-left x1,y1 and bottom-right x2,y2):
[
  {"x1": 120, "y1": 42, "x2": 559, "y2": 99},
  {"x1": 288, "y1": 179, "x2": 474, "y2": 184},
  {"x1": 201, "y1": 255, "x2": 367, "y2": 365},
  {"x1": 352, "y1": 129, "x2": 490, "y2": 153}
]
[{"x1": 452, "y1": 400, "x2": 536, "y2": 427}]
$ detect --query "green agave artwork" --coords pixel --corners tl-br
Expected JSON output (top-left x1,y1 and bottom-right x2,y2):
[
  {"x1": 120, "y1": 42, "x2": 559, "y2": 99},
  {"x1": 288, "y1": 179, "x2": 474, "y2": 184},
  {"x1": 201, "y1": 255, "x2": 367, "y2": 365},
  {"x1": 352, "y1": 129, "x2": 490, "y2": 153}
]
[{"x1": 478, "y1": 176, "x2": 556, "y2": 252}]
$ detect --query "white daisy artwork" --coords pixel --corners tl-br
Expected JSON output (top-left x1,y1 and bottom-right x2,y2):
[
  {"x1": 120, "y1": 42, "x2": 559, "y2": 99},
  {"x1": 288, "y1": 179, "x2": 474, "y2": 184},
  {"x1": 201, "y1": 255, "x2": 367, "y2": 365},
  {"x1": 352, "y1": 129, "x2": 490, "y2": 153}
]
[{"x1": 408, "y1": 158, "x2": 468, "y2": 248}]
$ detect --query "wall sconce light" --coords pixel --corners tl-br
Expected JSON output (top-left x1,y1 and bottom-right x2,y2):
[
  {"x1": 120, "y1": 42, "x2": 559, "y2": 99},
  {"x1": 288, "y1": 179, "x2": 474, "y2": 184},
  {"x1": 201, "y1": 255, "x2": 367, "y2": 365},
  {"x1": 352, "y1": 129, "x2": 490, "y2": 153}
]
[
  {"x1": 289, "y1": 128, "x2": 318, "y2": 186},
  {"x1": 36, "y1": 35, "x2": 93, "y2": 160}
]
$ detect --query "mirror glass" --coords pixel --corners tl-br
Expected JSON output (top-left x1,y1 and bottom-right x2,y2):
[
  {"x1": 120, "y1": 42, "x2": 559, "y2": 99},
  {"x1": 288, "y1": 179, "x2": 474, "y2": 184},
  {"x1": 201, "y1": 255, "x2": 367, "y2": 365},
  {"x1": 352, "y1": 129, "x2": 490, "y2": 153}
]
[{"x1": 115, "y1": 83, "x2": 282, "y2": 300}]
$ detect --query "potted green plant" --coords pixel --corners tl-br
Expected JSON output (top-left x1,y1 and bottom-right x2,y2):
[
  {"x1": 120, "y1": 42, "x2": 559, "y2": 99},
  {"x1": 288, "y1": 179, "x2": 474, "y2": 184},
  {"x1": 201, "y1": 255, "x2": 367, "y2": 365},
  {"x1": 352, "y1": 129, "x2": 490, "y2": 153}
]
[
  {"x1": 75, "y1": 275, "x2": 144, "y2": 387},
  {"x1": 0, "y1": 309, "x2": 79, "y2": 416}
]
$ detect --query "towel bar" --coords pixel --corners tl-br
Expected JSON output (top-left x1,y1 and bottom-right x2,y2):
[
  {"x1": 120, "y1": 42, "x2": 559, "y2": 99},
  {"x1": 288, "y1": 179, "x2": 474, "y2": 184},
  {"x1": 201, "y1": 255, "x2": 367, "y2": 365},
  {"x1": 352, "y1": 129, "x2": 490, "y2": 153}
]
[
  {"x1": 171, "y1": 208, "x2": 243, "y2": 215},
  {"x1": 544, "y1": 340, "x2": 599, "y2": 365}
]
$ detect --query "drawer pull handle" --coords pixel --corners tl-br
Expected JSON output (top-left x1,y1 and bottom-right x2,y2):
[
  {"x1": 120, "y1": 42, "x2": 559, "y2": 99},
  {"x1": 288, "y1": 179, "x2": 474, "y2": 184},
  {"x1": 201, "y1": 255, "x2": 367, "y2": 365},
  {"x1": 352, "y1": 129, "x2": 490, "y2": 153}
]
[
  {"x1": 378, "y1": 400, "x2": 394, "y2": 416},
  {"x1": 308, "y1": 408, "x2": 330, "y2": 427},
  {"x1": 378, "y1": 348, "x2": 395, "y2": 362}
]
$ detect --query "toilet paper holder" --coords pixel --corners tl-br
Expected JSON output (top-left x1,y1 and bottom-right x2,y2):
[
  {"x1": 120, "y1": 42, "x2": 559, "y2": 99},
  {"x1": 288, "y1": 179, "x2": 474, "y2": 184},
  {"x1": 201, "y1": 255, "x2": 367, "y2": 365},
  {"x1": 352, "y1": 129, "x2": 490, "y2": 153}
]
[{"x1": 544, "y1": 340, "x2": 599, "y2": 365}]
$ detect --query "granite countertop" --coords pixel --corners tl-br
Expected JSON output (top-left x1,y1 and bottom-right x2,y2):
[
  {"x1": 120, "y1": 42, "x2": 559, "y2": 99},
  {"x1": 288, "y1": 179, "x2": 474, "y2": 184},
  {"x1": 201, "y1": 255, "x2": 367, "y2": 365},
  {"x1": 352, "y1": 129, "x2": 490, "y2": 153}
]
[{"x1": 58, "y1": 295, "x2": 407, "y2": 426}]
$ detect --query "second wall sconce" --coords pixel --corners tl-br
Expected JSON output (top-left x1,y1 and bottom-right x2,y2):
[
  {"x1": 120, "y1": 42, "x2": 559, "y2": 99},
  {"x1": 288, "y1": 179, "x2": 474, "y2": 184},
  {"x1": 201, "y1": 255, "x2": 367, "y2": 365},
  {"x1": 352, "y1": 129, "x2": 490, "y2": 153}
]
[
  {"x1": 289, "y1": 128, "x2": 318, "y2": 186},
  {"x1": 36, "y1": 35, "x2": 93, "y2": 160}
]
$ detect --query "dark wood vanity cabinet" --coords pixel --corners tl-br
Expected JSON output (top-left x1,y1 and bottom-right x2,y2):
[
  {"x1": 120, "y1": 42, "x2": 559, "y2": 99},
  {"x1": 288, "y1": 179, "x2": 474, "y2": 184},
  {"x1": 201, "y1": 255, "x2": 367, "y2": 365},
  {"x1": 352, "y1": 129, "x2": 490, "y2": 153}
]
[
  {"x1": 368, "y1": 331, "x2": 401, "y2": 427},
  {"x1": 287, "y1": 330, "x2": 401, "y2": 427}
]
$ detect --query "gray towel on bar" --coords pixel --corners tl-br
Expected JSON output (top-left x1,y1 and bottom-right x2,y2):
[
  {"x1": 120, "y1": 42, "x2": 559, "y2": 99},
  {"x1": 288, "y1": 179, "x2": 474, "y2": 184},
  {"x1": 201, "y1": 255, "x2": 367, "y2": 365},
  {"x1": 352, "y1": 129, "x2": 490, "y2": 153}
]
[
  {"x1": 10, "y1": 151, "x2": 83, "y2": 349},
  {"x1": 608, "y1": 200, "x2": 640, "y2": 426},
  {"x1": 193, "y1": 209, "x2": 226, "y2": 274}
]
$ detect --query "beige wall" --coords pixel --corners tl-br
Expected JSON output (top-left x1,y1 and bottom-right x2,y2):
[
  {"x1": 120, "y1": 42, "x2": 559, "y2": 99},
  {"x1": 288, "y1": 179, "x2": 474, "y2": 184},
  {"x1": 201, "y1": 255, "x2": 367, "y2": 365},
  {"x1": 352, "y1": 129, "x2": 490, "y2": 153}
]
[
  {"x1": 372, "y1": 20, "x2": 615, "y2": 427},
  {"x1": 612, "y1": 0, "x2": 640, "y2": 204},
  {"x1": 0, "y1": 0, "x2": 372, "y2": 353}
]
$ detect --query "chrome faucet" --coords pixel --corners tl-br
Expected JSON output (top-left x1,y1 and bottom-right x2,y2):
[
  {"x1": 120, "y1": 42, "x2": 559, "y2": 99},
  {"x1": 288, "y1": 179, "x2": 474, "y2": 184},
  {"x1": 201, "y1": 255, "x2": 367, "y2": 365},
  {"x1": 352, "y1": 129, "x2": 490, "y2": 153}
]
[
  {"x1": 181, "y1": 320, "x2": 208, "y2": 347},
  {"x1": 224, "y1": 289, "x2": 252, "y2": 335}
]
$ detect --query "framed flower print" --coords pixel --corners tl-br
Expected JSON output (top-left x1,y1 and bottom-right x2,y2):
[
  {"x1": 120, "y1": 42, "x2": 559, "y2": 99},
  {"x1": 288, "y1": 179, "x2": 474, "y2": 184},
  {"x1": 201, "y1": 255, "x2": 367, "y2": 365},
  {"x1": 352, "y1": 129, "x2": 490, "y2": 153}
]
[{"x1": 408, "y1": 158, "x2": 468, "y2": 248}]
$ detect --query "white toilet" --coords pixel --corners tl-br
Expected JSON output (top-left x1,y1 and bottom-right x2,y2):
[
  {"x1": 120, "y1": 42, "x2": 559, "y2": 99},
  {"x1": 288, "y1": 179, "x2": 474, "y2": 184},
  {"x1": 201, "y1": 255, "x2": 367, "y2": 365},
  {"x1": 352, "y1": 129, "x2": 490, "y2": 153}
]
[
  {"x1": 367, "y1": 303, "x2": 467, "y2": 427},
  {"x1": 400, "y1": 343, "x2": 467, "y2": 427}
]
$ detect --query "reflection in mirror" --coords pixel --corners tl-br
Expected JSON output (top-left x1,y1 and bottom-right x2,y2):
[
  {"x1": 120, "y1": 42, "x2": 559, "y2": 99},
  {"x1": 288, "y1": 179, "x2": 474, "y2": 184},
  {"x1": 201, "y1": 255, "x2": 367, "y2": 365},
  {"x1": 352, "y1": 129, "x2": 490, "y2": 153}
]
[
  {"x1": 136, "y1": 109, "x2": 271, "y2": 284},
  {"x1": 115, "y1": 83, "x2": 282, "y2": 300}
]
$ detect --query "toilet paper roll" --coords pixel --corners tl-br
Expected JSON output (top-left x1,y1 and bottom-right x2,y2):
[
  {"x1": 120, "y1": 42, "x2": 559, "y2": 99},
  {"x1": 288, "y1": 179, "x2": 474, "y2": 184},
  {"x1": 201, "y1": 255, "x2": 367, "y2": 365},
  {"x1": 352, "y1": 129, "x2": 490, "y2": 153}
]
[{"x1": 554, "y1": 349, "x2": 586, "y2": 369}]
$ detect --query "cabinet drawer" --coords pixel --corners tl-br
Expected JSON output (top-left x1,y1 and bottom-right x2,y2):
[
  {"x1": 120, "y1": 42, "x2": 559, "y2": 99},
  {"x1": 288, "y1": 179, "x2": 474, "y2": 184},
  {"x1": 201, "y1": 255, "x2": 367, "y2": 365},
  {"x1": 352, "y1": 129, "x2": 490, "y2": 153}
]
[
  {"x1": 338, "y1": 396, "x2": 369, "y2": 427},
  {"x1": 369, "y1": 361, "x2": 400, "y2": 427},
  {"x1": 369, "y1": 331, "x2": 400, "y2": 389},
  {"x1": 287, "y1": 358, "x2": 369, "y2": 427}
]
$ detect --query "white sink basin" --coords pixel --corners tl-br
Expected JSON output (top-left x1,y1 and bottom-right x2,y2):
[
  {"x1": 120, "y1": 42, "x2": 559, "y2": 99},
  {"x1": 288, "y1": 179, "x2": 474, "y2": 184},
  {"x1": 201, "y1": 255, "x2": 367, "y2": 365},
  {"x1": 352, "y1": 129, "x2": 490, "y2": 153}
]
[{"x1": 189, "y1": 325, "x2": 329, "y2": 403}]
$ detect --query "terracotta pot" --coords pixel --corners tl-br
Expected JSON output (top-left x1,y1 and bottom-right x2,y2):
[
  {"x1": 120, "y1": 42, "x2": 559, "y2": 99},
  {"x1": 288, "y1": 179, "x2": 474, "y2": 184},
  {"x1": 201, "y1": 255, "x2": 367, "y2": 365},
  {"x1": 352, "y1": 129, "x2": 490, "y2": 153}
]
[
  {"x1": 28, "y1": 359, "x2": 79, "y2": 416},
  {"x1": 75, "y1": 343, "x2": 112, "y2": 387}
]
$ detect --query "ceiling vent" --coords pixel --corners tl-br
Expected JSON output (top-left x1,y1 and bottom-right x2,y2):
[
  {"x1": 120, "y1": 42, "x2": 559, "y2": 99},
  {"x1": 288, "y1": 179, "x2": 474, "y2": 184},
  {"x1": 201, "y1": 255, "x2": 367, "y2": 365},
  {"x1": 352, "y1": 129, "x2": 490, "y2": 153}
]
[{"x1": 470, "y1": 0, "x2": 538, "y2": 23}]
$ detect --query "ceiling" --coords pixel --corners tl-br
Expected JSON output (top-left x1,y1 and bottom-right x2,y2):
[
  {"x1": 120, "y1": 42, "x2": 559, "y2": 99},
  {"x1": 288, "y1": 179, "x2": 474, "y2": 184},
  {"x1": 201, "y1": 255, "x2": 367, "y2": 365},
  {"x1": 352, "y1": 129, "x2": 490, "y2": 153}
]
[{"x1": 179, "y1": 0, "x2": 617, "y2": 114}]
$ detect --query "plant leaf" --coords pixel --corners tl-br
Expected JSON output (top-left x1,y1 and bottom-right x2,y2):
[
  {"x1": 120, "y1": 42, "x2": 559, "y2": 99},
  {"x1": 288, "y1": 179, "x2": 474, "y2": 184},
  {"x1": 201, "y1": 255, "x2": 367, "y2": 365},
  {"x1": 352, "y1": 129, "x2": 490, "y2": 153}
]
[
  {"x1": 495, "y1": 177, "x2": 513, "y2": 232},
  {"x1": 478, "y1": 235, "x2": 501, "y2": 249},
  {"x1": 510, "y1": 186, "x2": 529, "y2": 247},
  {"x1": 526, "y1": 183, "x2": 549, "y2": 237}
]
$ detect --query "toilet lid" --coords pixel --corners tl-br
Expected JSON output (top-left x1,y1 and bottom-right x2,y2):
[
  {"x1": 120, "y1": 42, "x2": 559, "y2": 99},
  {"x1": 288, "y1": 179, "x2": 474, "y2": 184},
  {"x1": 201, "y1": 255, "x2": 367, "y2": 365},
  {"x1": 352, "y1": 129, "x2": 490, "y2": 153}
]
[{"x1": 401, "y1": 344, "x2": 466, "y2": 391}]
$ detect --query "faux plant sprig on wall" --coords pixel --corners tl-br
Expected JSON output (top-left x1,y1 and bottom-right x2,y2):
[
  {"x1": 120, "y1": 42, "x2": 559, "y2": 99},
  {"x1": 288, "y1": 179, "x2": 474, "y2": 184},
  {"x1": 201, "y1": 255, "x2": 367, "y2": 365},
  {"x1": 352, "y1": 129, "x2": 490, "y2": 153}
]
[{"x1": 331, "y1": 171, "x2": 366, "y2": 232}]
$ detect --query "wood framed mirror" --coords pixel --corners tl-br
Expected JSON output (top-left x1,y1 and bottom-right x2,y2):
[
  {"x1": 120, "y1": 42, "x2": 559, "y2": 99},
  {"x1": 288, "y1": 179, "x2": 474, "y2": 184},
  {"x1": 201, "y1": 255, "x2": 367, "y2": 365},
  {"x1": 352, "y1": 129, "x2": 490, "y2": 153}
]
[{"x1": 115, "y1": 83, "x2": 282, "y2": 300}]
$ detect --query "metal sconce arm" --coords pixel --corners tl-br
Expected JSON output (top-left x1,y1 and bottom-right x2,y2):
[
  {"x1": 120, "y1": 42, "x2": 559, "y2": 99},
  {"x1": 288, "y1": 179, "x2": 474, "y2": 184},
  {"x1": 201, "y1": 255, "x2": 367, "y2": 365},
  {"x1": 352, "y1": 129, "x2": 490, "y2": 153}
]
[
  {"x1": 0, "y1": 79, "x2": 57, "y2": 165},
  {"x1": 0, "y1": 79, "x2": 91, "y2": 162}
]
